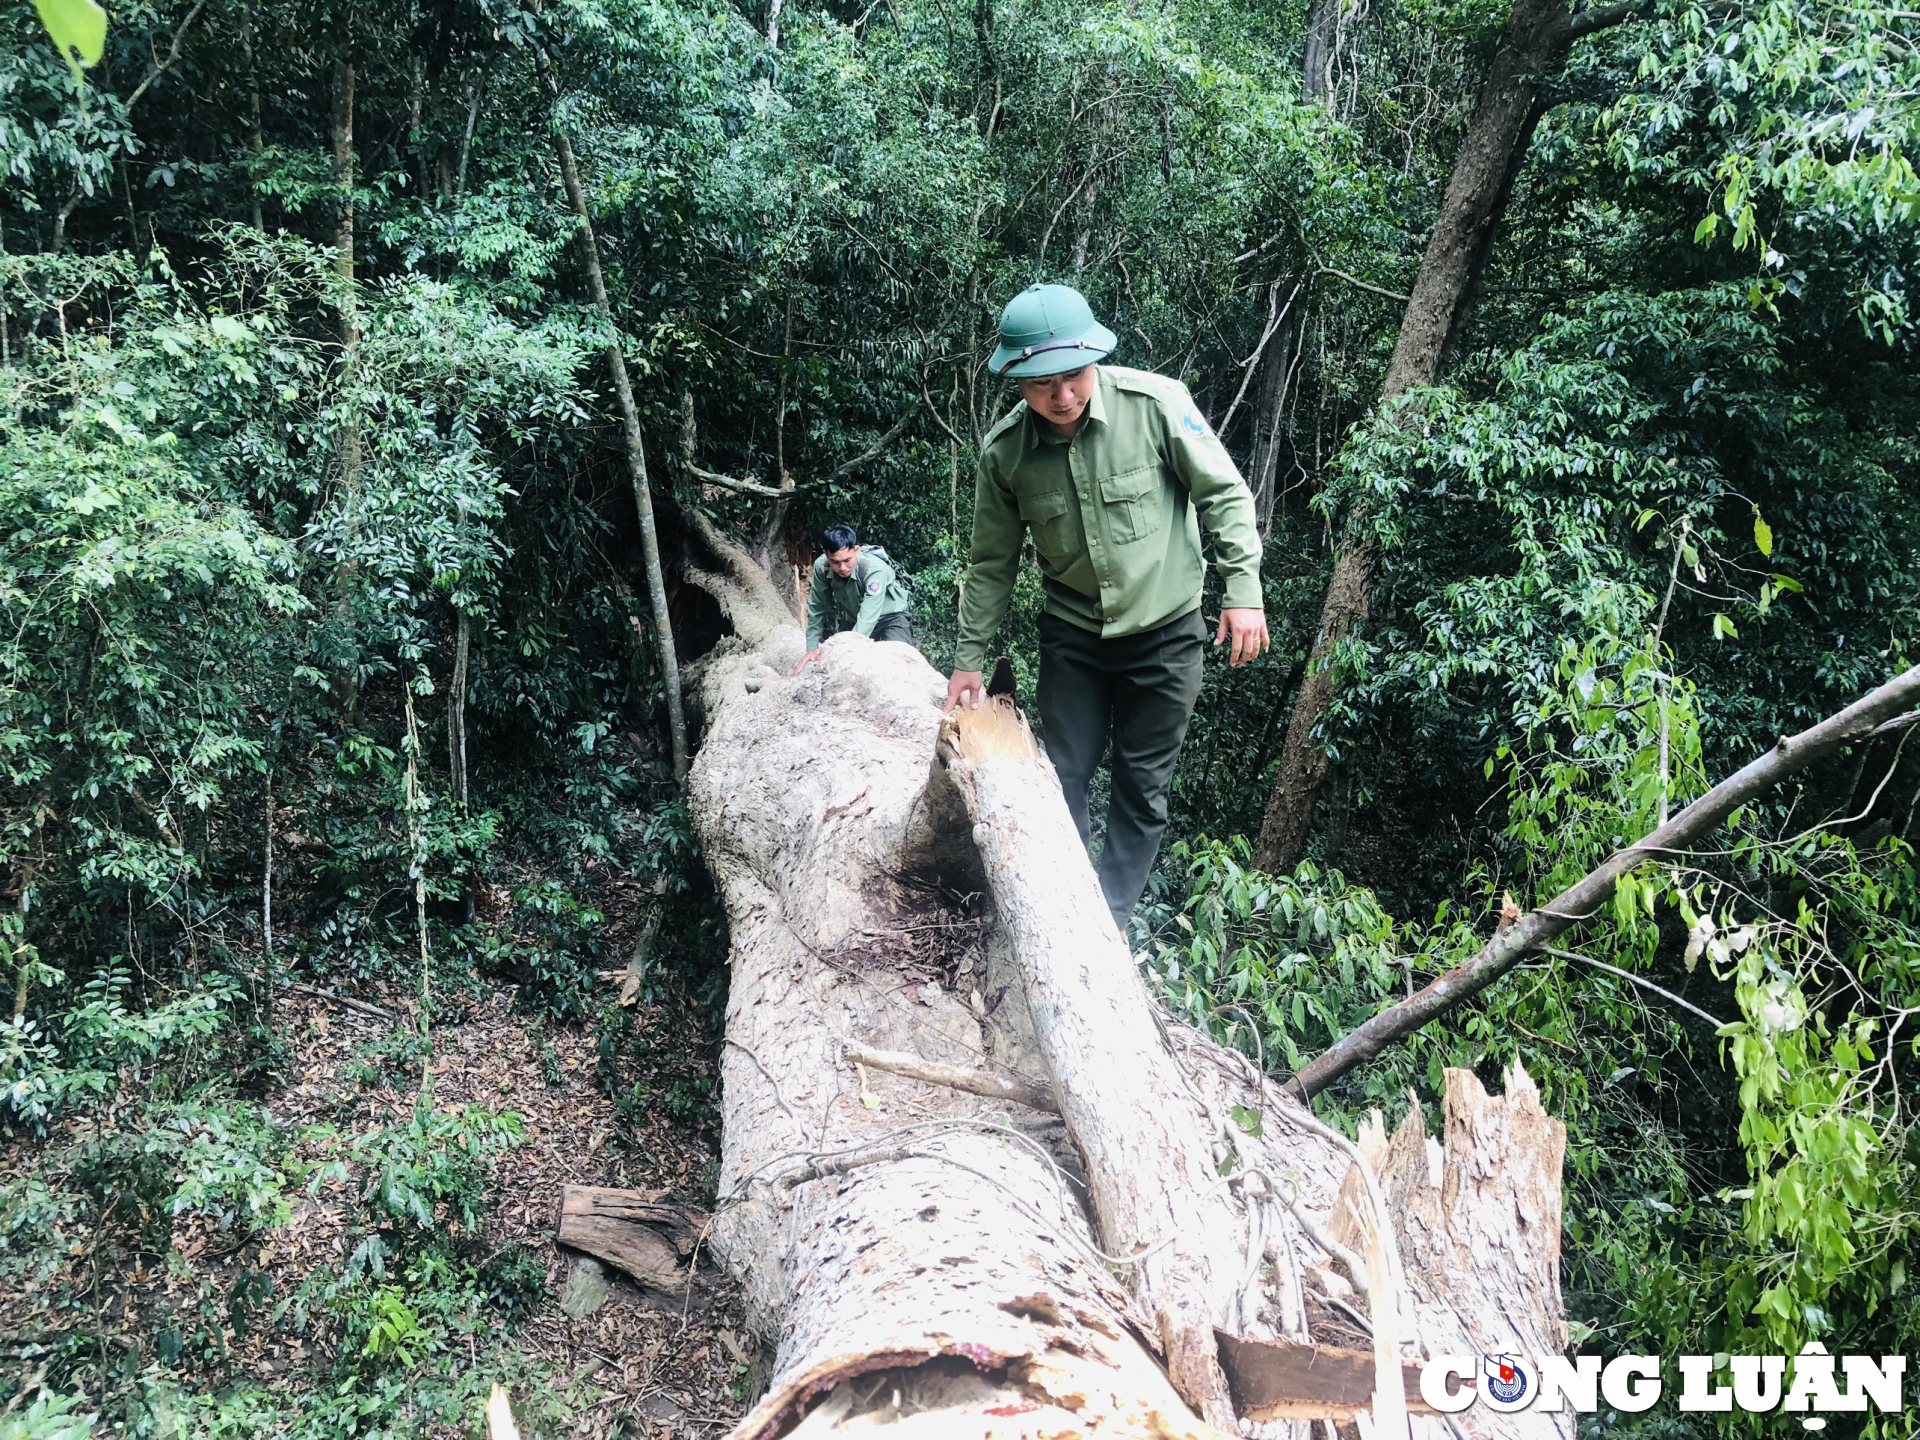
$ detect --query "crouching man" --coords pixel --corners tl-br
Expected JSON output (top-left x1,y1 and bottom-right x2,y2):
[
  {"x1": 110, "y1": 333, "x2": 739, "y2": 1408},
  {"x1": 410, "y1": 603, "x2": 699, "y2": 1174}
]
[{"x1": 794, "y1": 523, "x2": 916, "y2": 671}]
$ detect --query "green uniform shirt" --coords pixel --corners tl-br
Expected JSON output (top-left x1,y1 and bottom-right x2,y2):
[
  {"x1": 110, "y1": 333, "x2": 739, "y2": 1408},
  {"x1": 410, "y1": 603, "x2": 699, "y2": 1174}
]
[
  {"x1": 955, "y1": 365, "x2": 1264, "y2": 672},
  {"x1": 806, "y1": 547, "x2": 912, "y2": 649}
]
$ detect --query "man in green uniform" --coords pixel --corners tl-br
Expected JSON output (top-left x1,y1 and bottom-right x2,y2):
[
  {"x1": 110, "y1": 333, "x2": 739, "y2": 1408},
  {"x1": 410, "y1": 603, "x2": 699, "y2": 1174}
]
[
  {"x1": 795, "y1": 523, "x2": 916, "y2": 671},
  {"x1": 947, "y1": 283, "x2": 1268, "y2": 928}
]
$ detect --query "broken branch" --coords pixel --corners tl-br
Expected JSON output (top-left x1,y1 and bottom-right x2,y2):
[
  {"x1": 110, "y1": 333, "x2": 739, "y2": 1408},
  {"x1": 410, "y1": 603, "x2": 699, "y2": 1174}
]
[
  {"x1": 1289, "y1": 663, "x2": 1920, "y2": 1097},
  {"x1": 841, "y1": 1040, "x2": 1057, "y2": 1113}
]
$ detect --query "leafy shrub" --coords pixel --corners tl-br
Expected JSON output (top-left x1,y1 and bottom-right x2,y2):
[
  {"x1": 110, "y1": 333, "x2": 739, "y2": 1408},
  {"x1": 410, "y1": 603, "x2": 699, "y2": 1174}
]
[
  {"x1": 1140, "y1": 839, "x2": 1420, "y2": 1074},
  {"x1": 477, "y1": 1244, "x2": 548, "y2": 1320},
  {"x1": 506, "y1": 882, "x2": 605, "y2": 1021},
  {"x1": 307, "y1": 1099, "x2": 523, "y2": 1280},
  {"x1": 2, "y1": 970, "x2": 237, "y2": 1133},
  {"x1": 0, "y1": 1392, "x2": 95, "y2": 1440}
]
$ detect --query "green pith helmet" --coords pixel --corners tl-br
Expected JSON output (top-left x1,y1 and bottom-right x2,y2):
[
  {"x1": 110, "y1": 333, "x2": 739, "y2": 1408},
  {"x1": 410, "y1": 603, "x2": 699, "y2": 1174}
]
[{"x1": 988, "y1": 283, "x2": 1117, "y2": 378}]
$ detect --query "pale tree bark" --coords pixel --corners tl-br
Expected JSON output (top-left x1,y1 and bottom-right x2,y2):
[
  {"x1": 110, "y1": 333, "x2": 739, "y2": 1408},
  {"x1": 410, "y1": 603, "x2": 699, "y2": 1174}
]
[
  {"x1": 331, "y1": 17, "x2": 362, "y2": 493},
  {"x1": 1301, "y1": 0, "x2": 1340, "y2": 104},
  {"x1": 448, "y1": 611, "x2": 471, "y2": 805},
  {"x1": 682, "y1": 523, "x2": 1574, "y2": 1439},
  {"x1": 1254, "y1": 0, "x2": 1637, "y2": 875},
  {"x1": 534, "y1": 44, "x2": 690, "y2": 780}
]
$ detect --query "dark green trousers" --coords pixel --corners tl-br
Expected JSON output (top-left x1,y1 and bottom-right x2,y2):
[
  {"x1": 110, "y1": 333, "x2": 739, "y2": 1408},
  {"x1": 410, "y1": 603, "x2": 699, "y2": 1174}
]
[
  {"x1": 868, "y1": 610, "x2": 916, "y2": 646},
  {"x1": 1037, "y1": 607, "x2": 1205, "y2": 928}
]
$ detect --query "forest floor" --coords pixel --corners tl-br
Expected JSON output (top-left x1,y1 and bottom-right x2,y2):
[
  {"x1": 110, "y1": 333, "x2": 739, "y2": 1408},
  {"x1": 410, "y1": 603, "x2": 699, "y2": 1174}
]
[{"x1": 1, "y1": 970, "x2": 750, "y2": 1439}]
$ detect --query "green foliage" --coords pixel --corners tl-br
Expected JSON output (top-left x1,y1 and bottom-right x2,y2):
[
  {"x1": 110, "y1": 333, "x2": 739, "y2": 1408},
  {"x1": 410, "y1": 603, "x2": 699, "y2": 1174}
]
[
  {"x1": 5, "y1": 0, "x2": 1920, "y2": 1426},
  {"x1": 1143, "y1": 840, "x2": 1416, "y2": 1073},
  {"x1": 500, "y1": 882, "x2": 606, "y2": 1021},
  {"x1": 308, "y1": 1099, "x2": 523, "y2": 1266},
  {"x1": 1153, "y1": 615, "x2": 1920, "y2": 1385},
  {"x1": 0, "y1": 1391, "x2": 95, "y2": 1440}
]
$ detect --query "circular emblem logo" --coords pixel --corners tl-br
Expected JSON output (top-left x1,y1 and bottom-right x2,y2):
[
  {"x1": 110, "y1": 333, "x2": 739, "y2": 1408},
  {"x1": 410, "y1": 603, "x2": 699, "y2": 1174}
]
[
  {"x1": 1182, "y1": 407, "x2": 1208, "y2": 437},
  {"x1": 866, "y1": 577, "x2": 884, "y2": 595},
  {"x1": 1480, "y1": 1353, "x2": 1534, "y2": 1412}
]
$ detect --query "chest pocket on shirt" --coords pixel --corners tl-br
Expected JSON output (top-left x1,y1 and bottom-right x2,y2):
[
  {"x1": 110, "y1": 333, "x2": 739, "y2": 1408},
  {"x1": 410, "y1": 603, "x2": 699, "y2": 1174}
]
[
  {"x1": 1098, "y1": 464, "x2": 1160, "y2": 544},
  {"x1": 1018, "y1": 488, "x2": 1075, "y2": 559}
]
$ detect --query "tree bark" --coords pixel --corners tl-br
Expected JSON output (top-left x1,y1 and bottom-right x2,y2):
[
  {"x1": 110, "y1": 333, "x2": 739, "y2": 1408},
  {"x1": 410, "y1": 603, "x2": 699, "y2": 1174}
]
[
  {"x1": 240, "y1": 12, "x2": 265, "y2": 231},
  {"x1": 331, "y1": 19, "x2": 363, "y2": 494},
  {"x1": 683, "y1": 524, "x2": 1575, "y2": 1438},
  {"x1": 1289, "y1": 662, "x2": 1920, "y2": 1098},
  {"x1": 448, "y1": 609, "x2": 471, "y2": 805},
  {"x1": 535, "y1": 44, "x2": 689, "y2": 781},
  {"x1": 1253, "y1": 0, "x2": 1636, "y2": 875},
  {"x1": 1301, "y1": 0, "x2": 1340, "y2": 103}
]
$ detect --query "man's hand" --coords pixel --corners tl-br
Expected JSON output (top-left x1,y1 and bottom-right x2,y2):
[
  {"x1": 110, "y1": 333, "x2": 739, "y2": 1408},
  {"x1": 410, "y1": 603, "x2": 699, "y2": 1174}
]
[
  {"x1": 1214, "y1": 608, "x2": 1270, "y2": 666},
  {"x1": 945, "y1": 669, "x2": 986, "y2": 711},
  {"x1": 793, "y1": 647, "x2": 824, "y2": 674}
]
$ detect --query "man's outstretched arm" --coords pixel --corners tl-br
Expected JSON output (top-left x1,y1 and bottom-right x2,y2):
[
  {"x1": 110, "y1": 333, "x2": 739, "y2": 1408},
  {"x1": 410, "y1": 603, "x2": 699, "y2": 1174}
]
[{"x1": 949, "y1": 466, "x2": 1023, "y2": 709}]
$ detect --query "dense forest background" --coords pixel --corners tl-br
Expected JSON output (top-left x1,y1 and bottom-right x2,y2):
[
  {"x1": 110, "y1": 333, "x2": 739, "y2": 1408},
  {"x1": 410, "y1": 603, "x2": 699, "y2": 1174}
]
[{"x1": 2, "y1": 0, "x2": 1918, "y2": 1432}]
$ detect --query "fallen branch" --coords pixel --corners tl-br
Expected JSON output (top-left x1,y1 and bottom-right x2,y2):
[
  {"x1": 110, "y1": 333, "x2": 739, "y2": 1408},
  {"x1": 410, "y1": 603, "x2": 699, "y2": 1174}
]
[
  {"x1": 1289, "y1": 663, "x2": 1920, "y2": 1097},
  {"x1": 285, "y1": 982, "x2": 399, "y2": 1024},
  {"x1": 842, "y1": 1040, "x2": 1056, "y2": 1113}
]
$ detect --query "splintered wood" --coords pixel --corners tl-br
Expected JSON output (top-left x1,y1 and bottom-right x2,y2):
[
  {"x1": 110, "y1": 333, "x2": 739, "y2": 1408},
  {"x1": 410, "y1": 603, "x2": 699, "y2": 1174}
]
[{"x1": 680, "y1": 518, "x2": 1573, "y2": 1440}]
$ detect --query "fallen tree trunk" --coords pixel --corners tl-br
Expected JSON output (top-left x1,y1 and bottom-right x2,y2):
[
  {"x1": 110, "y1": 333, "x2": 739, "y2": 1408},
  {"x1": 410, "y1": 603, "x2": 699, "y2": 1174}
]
[{"x1": 683, "y1": 522, "x2": 1575, "y2": 1439}]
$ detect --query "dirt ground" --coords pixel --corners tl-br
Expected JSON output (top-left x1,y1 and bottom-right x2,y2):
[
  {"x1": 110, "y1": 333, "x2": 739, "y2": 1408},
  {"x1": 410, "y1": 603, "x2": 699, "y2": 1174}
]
[{"x1": 2, "y1": 977, "x2": 751, "y2": 1439}]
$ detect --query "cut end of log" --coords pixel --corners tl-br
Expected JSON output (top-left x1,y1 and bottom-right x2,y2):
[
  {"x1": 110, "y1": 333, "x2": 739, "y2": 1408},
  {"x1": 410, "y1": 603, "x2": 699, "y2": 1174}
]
[
  {"x1": 744, "y1": 1343, "x2": 1237, "y2": 1440},
  {"x1": 1215, "y1": 1334, "x2": 1434, "y2": 1423},
  {"x1": 943, "y1": 697, "x2": 1039, "y2": 764},
  {"x1": 486, "y1": 1383, "x2": 521, "y2": 1440}
]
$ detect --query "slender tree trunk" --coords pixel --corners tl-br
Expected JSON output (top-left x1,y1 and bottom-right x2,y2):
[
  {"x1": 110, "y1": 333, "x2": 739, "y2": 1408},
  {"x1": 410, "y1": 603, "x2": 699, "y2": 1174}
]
[
  {"x1": 331, "y1": 24, "x2": 363, "y2": 493},
  {"x1": 403, "y1": 686, "x2": 433, "y2": 1087},
  {"x1": 1302, "y1": 0, "x2": 1339, "y2": 102},
  {"x1": 261, "y1": 765, "x2": 274, "y2": 1031},
  {"x1": 261, "y1": 768, "x2": 274, "y2": 960},
  {"x1": 448, "y1": 610, "x2": 471, "y2": 805},
  {"x1": 1246, "y1": 314, "x2": 1303, "y2": 532},
  {"x1": 241, "y1": 13, "x2": 265, "y2": 230},
  {"x1": 535, "y1": 45, "x2": 690, "y2": 781},
  {"x1": 755, "y1": 290, "x2": 799, "y2": 609},
  {"x1": 1253, "y1": 0, "x2": 1634, "y2": 875},
  {"x1": 9, "y1": 868, "x2": 34, "y2": 1025},
  {"x1": 454, "y1": 56, "x2": 492, "y2": 200}
]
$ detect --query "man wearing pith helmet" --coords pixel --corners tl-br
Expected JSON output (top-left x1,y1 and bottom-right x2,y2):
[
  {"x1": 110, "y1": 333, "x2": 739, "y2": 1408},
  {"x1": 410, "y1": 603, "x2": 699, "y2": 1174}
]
[{"x1": 946, "y1": 282, "x2": 1269, "y2": 930}]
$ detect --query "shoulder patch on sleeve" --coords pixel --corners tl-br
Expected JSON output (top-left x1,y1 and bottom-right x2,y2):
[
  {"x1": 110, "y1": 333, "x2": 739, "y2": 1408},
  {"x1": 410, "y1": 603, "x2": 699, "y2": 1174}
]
[
  {"x1": 866, "y1": 575, "x2": 885, "y2": 596},
  {"x1": 1181, "y1": 404, "x2": 1211, "y2": 438}
]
